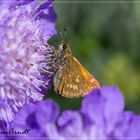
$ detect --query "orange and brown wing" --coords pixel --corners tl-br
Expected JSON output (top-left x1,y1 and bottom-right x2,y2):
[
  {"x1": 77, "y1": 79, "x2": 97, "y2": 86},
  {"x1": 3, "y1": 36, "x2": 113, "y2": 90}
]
[{"x1": 54, "y1": 56, "x2": 100, "y2": 98}]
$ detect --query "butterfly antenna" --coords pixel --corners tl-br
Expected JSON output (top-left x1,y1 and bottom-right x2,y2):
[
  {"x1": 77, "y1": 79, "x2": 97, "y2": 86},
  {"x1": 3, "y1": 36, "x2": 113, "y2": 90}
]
[
  {"x1": 63, "y1": 28, "x2": 69, "y2": 44},
  {"x1": 55, "y1": 39, "x2": 59, "y2": 44},
  {"x1": 58, "y1": 28, "x2": 69, "y2": 44},
  {"x1": 59, "y1": 31, "x2": 63, "y2": 40}
]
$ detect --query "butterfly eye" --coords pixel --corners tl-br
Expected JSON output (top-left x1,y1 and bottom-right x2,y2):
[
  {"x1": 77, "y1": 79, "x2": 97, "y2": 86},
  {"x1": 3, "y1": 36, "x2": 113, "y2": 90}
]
[
  {"x1": 58, "y1": 42, "x2": 68, "y2": 52},
  {"x1": 62, "y1": 43, "x2": 67, "y2": 50}
]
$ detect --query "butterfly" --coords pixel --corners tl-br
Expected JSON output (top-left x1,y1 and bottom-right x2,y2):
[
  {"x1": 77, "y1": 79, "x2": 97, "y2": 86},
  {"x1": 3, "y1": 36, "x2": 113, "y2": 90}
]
[{"x1": 44, "y1": 41, "x2": 100, "y2": 98}]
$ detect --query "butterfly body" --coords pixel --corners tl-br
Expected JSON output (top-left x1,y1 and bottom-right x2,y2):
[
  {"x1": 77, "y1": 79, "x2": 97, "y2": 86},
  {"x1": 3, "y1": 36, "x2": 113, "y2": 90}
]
[{"x1": 46, "y1": 41, "x2": 100, "y2": 98}]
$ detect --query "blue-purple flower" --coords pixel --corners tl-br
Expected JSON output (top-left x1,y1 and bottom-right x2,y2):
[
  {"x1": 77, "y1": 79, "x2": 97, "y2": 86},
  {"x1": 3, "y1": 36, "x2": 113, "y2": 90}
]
[
  {"x1": 81, "y1": 86, "x2": 140, "y2": 138},
  {"x1": 6, "y1": 86, "x2": 140, "y2": 139},
  {"x1": 0, "y1": 0, "x2": 57, "y2": 128}
]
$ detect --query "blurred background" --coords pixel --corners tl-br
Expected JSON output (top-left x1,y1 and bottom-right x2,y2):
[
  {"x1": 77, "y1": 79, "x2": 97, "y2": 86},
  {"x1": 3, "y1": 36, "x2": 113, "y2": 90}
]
[{"x1": 47, "y1": 1, "x2": 140, "y2": 113}]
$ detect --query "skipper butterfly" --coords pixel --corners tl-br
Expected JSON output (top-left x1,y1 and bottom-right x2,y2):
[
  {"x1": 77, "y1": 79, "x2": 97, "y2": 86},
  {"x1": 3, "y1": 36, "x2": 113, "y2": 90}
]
[{"x1": 44, "y1": 41, "x2": 100, "y2": 98}]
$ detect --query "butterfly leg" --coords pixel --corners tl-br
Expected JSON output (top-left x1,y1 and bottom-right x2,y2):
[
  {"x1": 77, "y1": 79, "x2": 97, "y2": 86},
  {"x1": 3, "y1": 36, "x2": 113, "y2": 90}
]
[
  {"x1": 54, "y1": 68, "x2": 63, "y2": 93},
  {"x1": 40, "y1": 67, "x2": 53, "y2": 75}
]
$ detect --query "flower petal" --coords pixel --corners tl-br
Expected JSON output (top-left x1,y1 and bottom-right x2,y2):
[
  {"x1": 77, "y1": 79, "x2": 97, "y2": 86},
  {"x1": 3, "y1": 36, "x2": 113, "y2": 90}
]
[
  {"x1": 36, "y1": 99, "x2": 59, "y2": 129},
  {"x1": 58, "y1": 111, "x2": 84, "y2": 137}
]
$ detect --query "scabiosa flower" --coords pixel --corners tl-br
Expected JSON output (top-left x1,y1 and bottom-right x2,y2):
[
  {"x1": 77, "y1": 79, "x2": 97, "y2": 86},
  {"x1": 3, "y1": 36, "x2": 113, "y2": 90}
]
[
  {"x1": 8, "y1": 86, "x2": 140, "y2": 139},
  {"x1": 10, "y1": 100, "x2": 60, "y2": 140},
  {"x1": 0, "y1": 0, "x2": 57, "y2": 128},
  {"x1": 81, "y1": 86, "x2": 140, "y2": 138}
]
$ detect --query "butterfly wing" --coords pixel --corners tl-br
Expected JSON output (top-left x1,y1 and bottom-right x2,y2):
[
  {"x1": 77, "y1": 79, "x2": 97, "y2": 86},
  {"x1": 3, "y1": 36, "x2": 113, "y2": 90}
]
[{"x1": 54, "y1": 56, "x2": 100, "y2": 98}]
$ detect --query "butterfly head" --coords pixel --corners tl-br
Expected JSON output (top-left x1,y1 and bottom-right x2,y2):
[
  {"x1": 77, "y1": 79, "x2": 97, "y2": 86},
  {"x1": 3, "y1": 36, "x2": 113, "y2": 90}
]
[{"x1": 58, "y1": 41, "x2": 72, "y2": 57}]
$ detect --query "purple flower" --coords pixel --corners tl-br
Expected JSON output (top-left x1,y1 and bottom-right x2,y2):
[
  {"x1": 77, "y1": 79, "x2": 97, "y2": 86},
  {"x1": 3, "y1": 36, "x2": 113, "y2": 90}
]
[
  {"x1": 7, "y1": 86, "x2": 140, "y2": 139},
  {"x1": 81, "y1": 86, "x2": 125, "y2": 134},
  {"x1": 81, "y1": 86, "x2": 140, "y2": 139},
  {"x1": 58, "y1": 111, "x2": 85, "y2": 137},
  {"x1": 12, "y1": 100, "x2": 59, "y2": 139},
  {"x1": 0, "y1": 0, "x2": 57, "y2": 128}
]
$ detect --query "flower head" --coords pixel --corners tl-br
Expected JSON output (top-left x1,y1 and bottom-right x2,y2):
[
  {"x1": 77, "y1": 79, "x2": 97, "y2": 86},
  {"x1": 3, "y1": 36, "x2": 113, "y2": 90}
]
[
  {"x1": 7, "y1": 86, "x2": 140, "y2": 139},
  {"x1": 0, "y1": 0, "x2": 57, "y2": 128}
]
